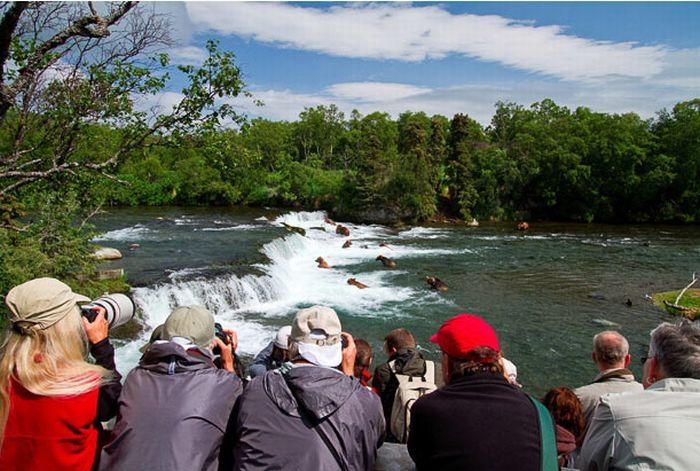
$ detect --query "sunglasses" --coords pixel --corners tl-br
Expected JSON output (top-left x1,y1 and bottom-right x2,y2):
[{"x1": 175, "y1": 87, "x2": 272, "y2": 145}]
[{"x1": 640, "y1": 356, "x2": 651, "y2": 365}]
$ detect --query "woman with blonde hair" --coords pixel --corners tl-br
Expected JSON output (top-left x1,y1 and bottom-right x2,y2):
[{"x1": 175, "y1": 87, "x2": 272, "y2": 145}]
[{"x1": 0, "y1": 278, "x2": 122, "y2": 470}]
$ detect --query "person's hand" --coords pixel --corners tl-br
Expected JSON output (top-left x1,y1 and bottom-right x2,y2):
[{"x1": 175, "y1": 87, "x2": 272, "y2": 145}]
[
  {"x1": 223, "y1": 328, "x2": 238, "y2": 351},
  {"x1": 212, "y1": 337, "x2": 235, "y2": 372},
  {"x1": 81, "y1": 306, "x2": 109, "y2": 345},
  {"x1": 340, "y1": 332, "x2": 356, "y2": 376}
]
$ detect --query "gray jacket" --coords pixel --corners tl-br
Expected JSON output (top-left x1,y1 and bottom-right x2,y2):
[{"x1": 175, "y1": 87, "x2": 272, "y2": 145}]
[
  {"x1": 577, "y1": 377, "x2": 700, "y2": 471},
  {"x1": 249, "y1": 341, "x2": 282, "y2": 378},
  {"x1": 100, "y1": 342, "x2": 243, "y2": 471},
  {"x1": 232, "y1": 364, "x2": 385, "y2": 471},
  {"x1": 574, "y1": 368, "x2": 642, "y2": 425}
]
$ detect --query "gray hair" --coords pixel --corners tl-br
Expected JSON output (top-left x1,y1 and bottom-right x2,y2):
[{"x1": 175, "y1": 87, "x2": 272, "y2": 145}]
[
  {"x1": 648, "y1": 320, "x2": 700, "y2": 379},
  {"x1": 593, "y1": 331, "x2": 629, "y2": 365}
]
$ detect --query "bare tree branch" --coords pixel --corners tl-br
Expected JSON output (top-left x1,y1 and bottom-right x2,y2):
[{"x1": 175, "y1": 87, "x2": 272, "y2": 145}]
[{"x1": 0, "y1": 2, "x2": 28, "y2": 84}]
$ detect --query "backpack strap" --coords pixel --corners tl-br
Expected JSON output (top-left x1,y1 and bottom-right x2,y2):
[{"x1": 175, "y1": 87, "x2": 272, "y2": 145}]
[
  {"x1": 528, "y1": 396, "x2": 559, "y2": 471},
  {"x1": 423, "y1": 361, "x2": 435, "y2": 383}
]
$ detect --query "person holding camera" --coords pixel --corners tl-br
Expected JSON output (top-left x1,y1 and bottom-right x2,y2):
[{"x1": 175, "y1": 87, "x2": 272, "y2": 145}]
[
  {"x1": 230, "y1": 305, "x2": 385, "y2": 471},
  {"x1": 0, "y1": 278, "x2": 123, "y2": 471},
  {"x1": 249, "y1": 325, "x2": 292, "y2": 378},
  {"x1": 100, "y1": 305, "x2": 242, "y2": 471}
]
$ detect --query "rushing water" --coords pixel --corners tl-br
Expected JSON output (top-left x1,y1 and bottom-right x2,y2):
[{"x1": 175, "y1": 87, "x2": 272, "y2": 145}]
[{"x1": 93, "y1": 207, "x2": 700, "y2": 395}]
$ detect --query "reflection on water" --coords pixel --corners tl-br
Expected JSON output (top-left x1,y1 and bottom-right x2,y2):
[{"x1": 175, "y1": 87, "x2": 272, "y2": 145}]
[{"x1": 93, "y1": 207, "x2": 700, "y2": 395}]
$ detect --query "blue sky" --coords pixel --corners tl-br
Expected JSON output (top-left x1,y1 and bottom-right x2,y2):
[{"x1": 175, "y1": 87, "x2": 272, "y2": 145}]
[{"x1": 149, "y1": 2, "x2": 700, "y2": 124}]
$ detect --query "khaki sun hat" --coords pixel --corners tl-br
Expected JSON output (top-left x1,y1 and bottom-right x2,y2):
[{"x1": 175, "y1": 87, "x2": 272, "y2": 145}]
[
  {"x1": 139, "y1": 323, "x2": 166, "y2": 353},
  {"x1": 274, "y1": 325, "x2": 292, "y2": 350},
  {"x1": 291, "y1": 305, "x2": 342, "y2": 367},
  {"x1": 162, "y1": 305, "x2": 215, "y2": 349},
  {"x1": 5, "y1": 277, "x2": 90, "y2": 334}
]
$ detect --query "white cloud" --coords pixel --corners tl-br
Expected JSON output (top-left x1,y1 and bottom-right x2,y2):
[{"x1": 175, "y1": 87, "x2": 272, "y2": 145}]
[
  {"x1": 230, "y1": 79, "x2": 698, "y2": 125},
  {"x1": 134, "y1": 91, "x2": 186, "y2": 116},
  {"x1": 186, "y1": 2, "x2": 667, "y2": 82},
  {"x1": 170, "y1": 46, "x2": 209, "y2": 66},
  {"x1": 327, "y1": 82, "x2": 431, "y2": 102}
]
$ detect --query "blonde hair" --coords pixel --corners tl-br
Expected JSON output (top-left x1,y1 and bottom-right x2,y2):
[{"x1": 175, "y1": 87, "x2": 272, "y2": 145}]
[{"x1": 0, "y1": 308, "x2": 111, "y2": 446}]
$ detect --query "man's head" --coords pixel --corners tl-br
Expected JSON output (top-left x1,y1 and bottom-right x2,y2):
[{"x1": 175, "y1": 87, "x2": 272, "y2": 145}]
[
  {"x1": 643, "y1": 320, "x2": 700, "y2": 388},
  {"x1": 289, "y1": 306, "x2": 342, "y2": 368},
  {"x1": 162, "y1": 305, "x2": 215, "y2": 349},
  {"x1": 592, "y1": 331, "x2": 630, "y2": 371},
  {"x1": 384, "y1": 328, "x2": 416, "y2": 357},
  {"x1": 354, "y1": 338, "x2": 373, "y2": 379},
  {"x1": 430, "y1": 313, "x2": 501, "y2": 384}
]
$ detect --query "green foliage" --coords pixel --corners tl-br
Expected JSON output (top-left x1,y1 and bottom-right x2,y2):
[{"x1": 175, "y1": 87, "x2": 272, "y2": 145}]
[{"x1": 0, "y1": 192, "x2": 97, "y2": 298}]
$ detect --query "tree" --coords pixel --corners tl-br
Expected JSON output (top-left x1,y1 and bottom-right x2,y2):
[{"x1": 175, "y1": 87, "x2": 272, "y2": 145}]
[
  {"x1": 446, "y1": 113, "x2": 487, "y2": 220},
  {"x1": 293, "y1": 104, "x2": 344, "y2": 168},
  {"x1": 0, "y1": 2, "x2": 249, "y2": 296},
  {"x1": 653, "y1": 99, "x2": 700, "y2": 221},
  {"x1": 0, "y1": 2, "x2": 247, "y2": 226},
  {"x1": 394, "y1": 111, "x2": 436, "y2": 221}
]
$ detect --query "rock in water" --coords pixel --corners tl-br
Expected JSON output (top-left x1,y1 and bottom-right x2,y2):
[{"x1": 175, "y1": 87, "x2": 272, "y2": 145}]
[
  {"x1": 97, "y1": 268, "x2": 125, "y2": 280},
  {"x1": 93, "y1": 247, "x2": 123, "y2": 260},
  {"x1": 282, "y1": 222, "x2": 306, "y2": 237}
]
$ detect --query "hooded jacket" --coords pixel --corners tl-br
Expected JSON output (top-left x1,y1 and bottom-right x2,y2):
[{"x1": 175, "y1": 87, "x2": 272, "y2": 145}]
[
  {"x1": 231, "y1": 364, "x2": 385, "y2": 471},
  {"x1": 99, "y1": 342, "x2": 242, "y2": 471}
]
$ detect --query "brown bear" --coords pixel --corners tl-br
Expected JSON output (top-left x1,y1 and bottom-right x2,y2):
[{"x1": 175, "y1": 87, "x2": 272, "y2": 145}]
[
  {"x1": 347, "y1": 278, "x2": 368, "y2": 289},
  {"x1": 376, "y1": 255, "x2": 397, "y2": 268},
  {"x1": 336, "y1": 225, "x2": 350, "y2": 237},
  {"x1": 426, "y1": 276, "x2": 448, "y2": 292},
  {"x1": 315, "y1": 256, "x2": 331, "y2": 269},
  {"x1": 517, "y1": 221, "x2": 529, "y2": 231},
  {"x1": 342, "y1": 240, "x2": 352, "y2": 249}
]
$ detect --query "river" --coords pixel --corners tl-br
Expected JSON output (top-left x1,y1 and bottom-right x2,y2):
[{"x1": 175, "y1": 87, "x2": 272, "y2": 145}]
[{"x1": 92, "y1": 207, "x2": 700, "y2": 395}]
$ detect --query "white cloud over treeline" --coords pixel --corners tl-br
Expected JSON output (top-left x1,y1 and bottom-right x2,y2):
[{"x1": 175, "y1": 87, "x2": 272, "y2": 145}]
[{"x1": 186, "y1": 2, "x2": 667, "y2": 82}]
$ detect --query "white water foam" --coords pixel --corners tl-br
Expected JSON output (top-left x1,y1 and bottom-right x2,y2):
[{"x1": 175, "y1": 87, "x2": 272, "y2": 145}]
[
  {"x1": 195, "y1": 224, "x2": 259, "y2": 232},
  {"x1": 93, "y1": 224, "x2": 151, "y2": 242},
  {"x1": 115, "y1": 210, "x2": 456, "y2": 373}
]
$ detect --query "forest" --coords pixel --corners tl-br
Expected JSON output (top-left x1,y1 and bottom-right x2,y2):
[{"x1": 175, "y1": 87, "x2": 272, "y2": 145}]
[{"x1": 95, "y1": 98, "x2": 699, "y2": 225}]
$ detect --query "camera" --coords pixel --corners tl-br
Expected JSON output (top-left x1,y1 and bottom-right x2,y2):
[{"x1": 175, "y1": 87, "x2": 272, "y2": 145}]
[
  {"x1": 213, "y1": 322, "x2": 230, "y2": 355},
  {"x1": 80, "y1": 293, "x2": 135, "y2": 329}
]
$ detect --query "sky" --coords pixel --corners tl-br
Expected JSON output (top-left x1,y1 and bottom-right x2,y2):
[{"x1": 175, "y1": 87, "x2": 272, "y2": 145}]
[{"x1": 148, "y1": 1, "x2": 700, "y2": 125}]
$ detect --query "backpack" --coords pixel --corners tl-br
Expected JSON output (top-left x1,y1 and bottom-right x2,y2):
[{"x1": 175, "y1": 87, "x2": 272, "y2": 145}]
[{"x1": 389, "y1": 359, "x2": 437, "y2": 443}]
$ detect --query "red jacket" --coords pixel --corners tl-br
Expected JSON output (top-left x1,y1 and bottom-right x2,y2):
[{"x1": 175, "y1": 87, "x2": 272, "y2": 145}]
[{"x1": 0, "y1": 379, "x2": 102, "y2": 471}]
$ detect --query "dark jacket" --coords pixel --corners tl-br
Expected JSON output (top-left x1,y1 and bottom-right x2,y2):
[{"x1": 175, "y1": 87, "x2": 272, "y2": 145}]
[
  {"x1": 372, "y1": 347, "x2": 427, "y2": 439},
  {"x1": 231, "y1": 364, "x2": 385, "y2": 471},
  {"x1": 407, "y1": 372, "x2": 541, "y2": 471},
  {"x1": 248, "y1": 341, "x2": 282, "y2": 378},
  {"x1": 99, "y1": 342, "x2": 243, "y2": 471}
]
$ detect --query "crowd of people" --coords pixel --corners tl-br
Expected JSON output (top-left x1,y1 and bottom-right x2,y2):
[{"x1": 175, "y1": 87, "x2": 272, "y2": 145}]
[{"x1": 1, "y1": 277, "x2": 699, "y2": 470}]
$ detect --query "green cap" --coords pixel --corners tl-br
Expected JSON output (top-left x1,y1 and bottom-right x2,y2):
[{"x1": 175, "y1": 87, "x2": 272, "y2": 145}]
[
  {"x1": 162, "y1": 305, "x2": 215, "y2": 348},
  {"x1": 5, "y1": 278, "x2": 90, "y2": 334}
]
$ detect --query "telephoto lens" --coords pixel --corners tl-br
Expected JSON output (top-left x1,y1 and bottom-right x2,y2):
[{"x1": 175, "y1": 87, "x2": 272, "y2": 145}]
[{"x1": 81, "y1": 293, "x2": 135, "y2": 329}]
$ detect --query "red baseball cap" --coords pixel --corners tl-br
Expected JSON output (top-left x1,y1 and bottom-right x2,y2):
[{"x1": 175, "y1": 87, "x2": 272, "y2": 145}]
[{"x1": 430, "y1": 313, "x2": 500, "y2": 359}]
